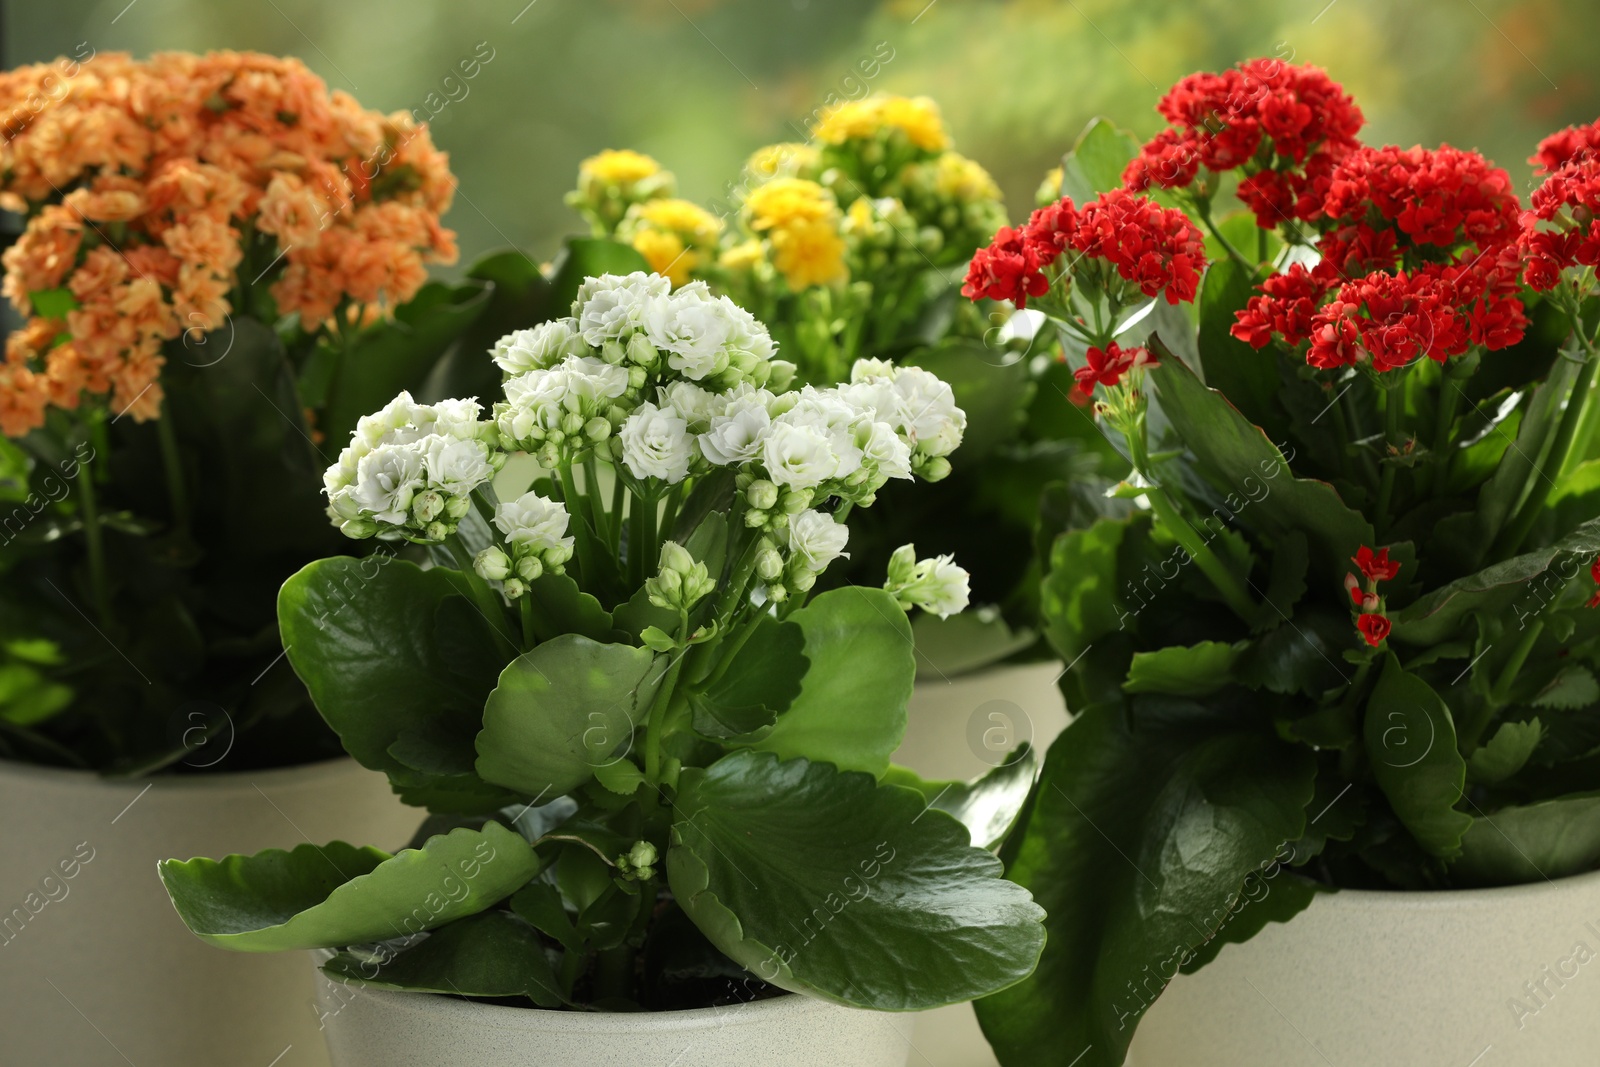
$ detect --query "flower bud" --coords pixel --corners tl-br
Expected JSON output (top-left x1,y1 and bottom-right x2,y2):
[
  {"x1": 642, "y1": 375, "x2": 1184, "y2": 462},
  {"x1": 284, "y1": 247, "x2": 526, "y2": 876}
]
[
  {"x1": 919, "y1": 456, "x2": 952, "y2": 482},
  {"x1": 546, "y1": 543, "x2": 574, "y2": 567},
  {"x1": 601, "y1": 339, "x2": 628, "y2": 365},
  {"x1": 627, "y1": 840, "x2": 658, "y2": 870},
  {"x1": 423, "y1": 521, "x2": 449, "y2": 542},
  {"x1": 339, "y1": 518, "x2": 378, "y2": 540},
  {"x1": 755, "y1": 541, "x2": 784, "y2": 581},
  {"x1": 502, "y1": 578, "x2": 527, "y2": 600},
  {"x1": 445, "y1": 495, "x2": 472, "y2": 520},
  {"x1": 585, "y1": 416, "x2": 611, "y2": 441},
  {"x1": 474, "y1": 545, "x2": 512, "y2": 581},
  {"x1": 626, "y1": 333, "x2": 658, "y2": 366},
  {"x1": 516, "y1": 555, "x2": 544, "y2": 582},
  {"x1": 628, "y1": 366, "x2": 649, "y2": 390},
  {"x1": 781, "y1": 489, "x2": 812, "y2": 514},
  {"x1": 560, "y1": 412, "x2": 585, "y2": 436},
  {"x1": 413, "y1": 490, "x2": 444, "y2": 523},
  {"x1": 659, "y1": 540, "x2": 696, "y2": 576},
  {"x1": 746, "y1": 479, "x2": 778, "y2": 510},
  {"x1": 766, "y1": 582, "x2": 788, "y2": 603}
]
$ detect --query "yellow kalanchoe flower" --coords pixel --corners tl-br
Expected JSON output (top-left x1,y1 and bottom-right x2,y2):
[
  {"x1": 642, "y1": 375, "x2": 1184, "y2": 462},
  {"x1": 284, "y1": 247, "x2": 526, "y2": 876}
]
[
  {"x1": 746, "y1": 142, "x2": 821, "y2": 182},
  {"x1": 567, "y1": 148, "x2": 676, "y2": 236},
  {"x1": 812, "y1": 94, "x2": 951, "y2": 153},
  {"x1": 579, "y1": 148, "x2": 662, "y2": 187},
  {"x1": 934, "y1": 152, "x2": 1002, "y2": 204},
  {"x1": 617, "y1": 198, "x2": 724, "y2": 287},
  {"x1": 719, "y1": 238, "x2": 766, "y2": 273},
  {"x1": 745, "y1": 178, "x2": 838, "y2": 232},
  {"x1": 769, "y1": 219, "x2": 848, "y2": 290}
]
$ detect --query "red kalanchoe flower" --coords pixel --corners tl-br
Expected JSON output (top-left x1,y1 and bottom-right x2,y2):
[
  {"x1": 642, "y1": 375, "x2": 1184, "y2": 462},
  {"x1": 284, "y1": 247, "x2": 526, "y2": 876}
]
[
  {"x1": 1124, "y1": 59, "x2": 1363, "y2": 227},
  {"x1": 961, "y1": 225, "x2": 1050, "y2": 306},
  {"x1": 1069, "y1": 189, "x2": 1207, "y2": 304},
  {"x1": 1532, "y1": 119, "x2": 1600, "y2": 174},
  {"x1": 1321, "y1": 145, "x2": 1522, "y2": 254},
  {"x1": 1301, "y1": 263, "x2": 1516, "y2": 372},
  {"x1": 1357, "y1": 613, "x2": 1392, "y2": 647},
  {"x1": 1587, "y1": 554, "x2": 1600, "y2": 609},
  {"x1": 1518, "y1": 154, "x2": 1600, "y2": 292},
  {"x1": 1353, "y1": 545, "x2": 1401, "y2": 581},
  {"x1": 1344, "y1": 573, "x2": 1379, "y2": 611},
  {"x1": 1074, "y1": 341, "x2": 1157, "y2": 394},
  {"x1": 1231, "y1": 262, "x2": 1340, "y2": 349}
]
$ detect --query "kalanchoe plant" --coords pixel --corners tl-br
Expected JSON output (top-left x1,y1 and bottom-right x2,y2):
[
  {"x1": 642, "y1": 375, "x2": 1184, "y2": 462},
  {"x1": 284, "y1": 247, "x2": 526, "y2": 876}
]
[
  {"x1": 965, "y1": 61, "x2": 1600, "y2": 1067},
  {"x1": 158, "y1": 272, "x2": 1046, "y2": 1013}
]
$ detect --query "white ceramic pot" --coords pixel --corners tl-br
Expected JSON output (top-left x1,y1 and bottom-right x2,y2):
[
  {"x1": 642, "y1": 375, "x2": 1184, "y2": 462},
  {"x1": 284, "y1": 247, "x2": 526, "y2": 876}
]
[
  {"x1": 1129, "y1": 868, "x2": 1600, "y2": 1066},
  {"x1": 895, "y1": 662, "x2": 1070, "y2": 783},
  {"x1": 0, "y1": 757, "x2": 422, "y2": 1067},
  {"x1": 314, "y1": 977, "x2": 916, "y2": 1067}
]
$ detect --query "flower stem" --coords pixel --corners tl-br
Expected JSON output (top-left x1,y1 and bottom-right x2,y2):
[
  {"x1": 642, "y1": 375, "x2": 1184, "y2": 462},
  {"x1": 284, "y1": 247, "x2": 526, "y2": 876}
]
[
  {"x1": 1494, "y1": 354, "x2": 1598, "y2": 558},
  {"x1": 1374, "y1": 384, "x2": 1404, "y2": 534},
  {"x1": 1143, "y1": 482, "x2": 1258, "y2": 621},
  {"x1": 643, "y1": 610, "x2": 690, "y2": 786},
  {"x1": 1425, "y1": 379, "x2": 1463, "y2": 497},
  {"x1": 519, "y1": 595, "x2": 535, "y2": 651},
  {"x1": 75, "y1": 440, "x2": 113, "y2": 629},
  {"x1": 582, "y1": 452, "x2": 610, "y2": 547},
  {"x1": 1194, "y1": 196, "x2": 1253, "y2": 273},
  {"x1": 609, "y1": 468, "x2": 626, "y2": 553},
  {"x1": 155, "y1": 407, "x2": 190, "y2": 530},
  {"x1": 1463, "y1": 618, "x2": 1546, "y2": 750},
  {"x1": 557, "y1": 464, "x2": 602, "y2": 587}
]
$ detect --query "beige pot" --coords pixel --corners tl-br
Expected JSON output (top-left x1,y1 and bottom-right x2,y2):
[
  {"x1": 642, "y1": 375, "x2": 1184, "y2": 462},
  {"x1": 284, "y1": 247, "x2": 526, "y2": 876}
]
[
  {"x1": 1129, "y1": 868, "x2": 1600, "y2": 1066},
  {"x1": 314, "y1": 976, "x2": 915, "y2": 1066},
  {"x1": 895, "y1": 662, "x2": 1070, "y2": 783},
  {"x1": 0, "y1": 757, "x2": 421, "y2": 1067}
]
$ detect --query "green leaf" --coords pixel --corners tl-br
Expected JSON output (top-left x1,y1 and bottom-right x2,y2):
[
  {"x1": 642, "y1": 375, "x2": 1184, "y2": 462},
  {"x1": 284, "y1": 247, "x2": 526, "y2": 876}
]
[
  {"x1": 1194, "y1": 257, "x2": 1286, "y2": 441},
  {"x1": 321, "y1": 910, "x2": 561, "y2": 1006},
  {"x1": 1363, "y1": 654, "x2": 1473, "y2": 859},
  {"x1": 1475, "y1": 351, "x2": 1582, "y2": 546},
  {"x1": 592, "y1": 758, "x2": 646, "y2": 795},
  {"x1": 509, "y1": 881, "x2": 583, "y2": 953},
  {"x1": 908, "y1": 610, "x2": 1035, "y2": 680},
  {"x1": 521, "y1": 571, "x2": 614, "y2": 644},
  {"x1": 1150, "y1": 355, "x2": 1373, "y2": 578},
  {"x1": 425, "y1": 250, "x2": 555, "y2": 404},
  {"x1": 1533, "y1": 666, "x2": 1600, "y2": 709},
  {"x1": 1042, "y1": 515, "x2": 1140, "y2": 708},
  {"x1": 1242, "y1": 608, "x2": 1357, "y2": 697},
  {"x1": 158, "y1": 824, "x2": 538, "y2": 952},
  {"x1": 1452, "y1": 792, "x2": 1600, "y2": 886},
  {"x1": 1124, "y1": 640, "x2": 1248, "y2": 696},
  {"x1": 475, "y1": 635, "x2": 661, "y2": 798},
  {"x1": 975, "y1": 706, "x2": 1316, "y2": 1067},
  {"x1": 28, "y1": 287, "x2": 79, "y2": 319},
  {"x1": 279, "y1": 558, "x2": 503, "y2": 778},
  {"x1": 689, "y1": 616, "x2": 806, "y2": 739},
  {"x1": 1058, "y1": 117, "x2": 1142, "y2": 204},
  {"x1": 880, "y1": 744, "x2": 1038, "y2": 850},
  {"x1": 1468, "y1": 719, "x2": 1543, "y2": 785},
  {"x1": 749, "y1": 588, "x2": 912, "y2": 776},
  {"x1": 321, "y1": 279, "x2": 493, "y2": 448},
  {"x1": 668, "y1": 751, "x2": 1045, "y2": 1010},
  {"x1": 1394, "y1": 518, "x2": 1600, "y2": 644},
  {"x1": 547, "y1": 237, "x2": 651, "y2": 314},
  {"x1": 906, "y1": 339, "x2": 1032, "y2": 463}
]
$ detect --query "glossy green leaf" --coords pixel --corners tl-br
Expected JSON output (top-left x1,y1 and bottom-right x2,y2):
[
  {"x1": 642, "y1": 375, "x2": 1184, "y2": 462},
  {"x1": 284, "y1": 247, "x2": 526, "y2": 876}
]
[
  {"x1": 1453, "y1": 792, "x2": 1600, "y2": 886},
  {"x1": 425, "y1": 250, "x2": 555, "y2": 404},
  {"x1": 1468, "y1": 719, "x2": 1543, "y2": 785},
  {"x1": 1150, "y1": 355, "x2": 1373, "y2": 576},
  {"x1": 668, "y1": 751, "x2": 1045, "y2": 1010},
  {"x1": 689, "y1": 616, "x2": 806, "y2": 739},
  {"x1": 475, "y1": 635, "x2": 660, "y2": 797},
  {"x1": 1042, "y1": 514, "x2": 1140, "y2": 708},
  {"x1": 1394, "y1": 518, "x2": 1600, "y2": 644},
  {"x1": 279, "y1": 558, "x2": 502, "y2": 776},
  {"x1": 1195, "y1": 257, "x2": 1287, "y2": 441},
  {"x1": 547, "y1": 237, "x2": 651, "y2": 313},
  {"x1": 159, "y1": 823, "x2": 537, "y2": 952},
  {"x1": 750, "y1": 588, "x2": 912, "y2": 776},
  {"x1": 906, "y1": 339, "x2": 1032, "y2": 463},
  {"x1": 1533, "y1": 666, "x2": 1599, "y2": 709},
  {"x1": 321, "y1": 910, "x2": 561, "y2": 1005},
  {"x1": 1363, "y1": 654, "x2": 1473, "y2": 859},
  {"x1": 975, "y1": 706, "x2": 1316, "y2": 1067},
  {"x1": 521, "y1": 571, "x2": 614, "y2": 644},
  {"x1": 1124, "y1": 640, "x2": 1249, "y2": 696},
  {"x1": 1059, "y1": 117, "x2": 1142, "y2": 204},
  {"x1": 909, "y1": 610, "x2": 1035, "y2": 680},
  {"x1": 880, "y1": 744, "x2": 1038, "y2": 850}
]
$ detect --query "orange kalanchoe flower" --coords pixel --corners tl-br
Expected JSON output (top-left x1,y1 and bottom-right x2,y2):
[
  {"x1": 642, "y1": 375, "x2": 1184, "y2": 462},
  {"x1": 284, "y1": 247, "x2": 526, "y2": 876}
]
[{"x1": 0, "y1": 50, "x2": 458, "y2": 435}]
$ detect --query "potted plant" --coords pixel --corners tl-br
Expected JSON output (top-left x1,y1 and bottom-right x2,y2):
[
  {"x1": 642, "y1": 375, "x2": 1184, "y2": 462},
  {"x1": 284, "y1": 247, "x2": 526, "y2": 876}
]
[
  {"x1": 964, "y1": 58, "x2": 1600, "y2": 1067},
  {"x1": 0, "y1": 49, "x2": 492, "y2": 1067},
  {"x1": 571, "y1": 103, "x2": 1101, "y2": 782},
  {"x1": 157, "y1": 271, "x2": 1047, "y2": 1066}
]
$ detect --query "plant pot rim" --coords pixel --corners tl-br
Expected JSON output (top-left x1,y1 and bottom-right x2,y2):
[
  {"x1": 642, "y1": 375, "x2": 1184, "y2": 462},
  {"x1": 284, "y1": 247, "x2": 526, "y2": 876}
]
[
  {"x1": 327, "y1": 987, "x2": 860, "y2": 1035},
  {"x1": 1306, "y1": 861, "x2": 1600, "y2": 908},
  {"x1": 0, "y1": 753, "x2": 360, "y2": 792}
]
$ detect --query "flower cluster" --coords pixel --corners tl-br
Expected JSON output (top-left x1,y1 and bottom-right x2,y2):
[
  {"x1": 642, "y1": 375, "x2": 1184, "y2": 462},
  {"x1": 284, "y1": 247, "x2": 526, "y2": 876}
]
[
  {"x1": 740, "y1": 178, "x2": 850, "y2": 290},
  {"x1": 963, "y1": 189, "x2": 1207, "y2": 309},
  {"x1": 1519, "y1": 155, "x2": 1600, "y2": 293},
  {"x1": 0, "y1": 50, "x2": 457, "y2": 436},
  {"x1": 616, "y1": 198, "x2": 724, "y2": 288},
  {"x1": 323, "y1": 392, "x2": 502, "y2": 543},
  {"x1": 883, "y1": 543, "x2": 969, "y2": 619},
  {"x1": 812, "y1": 94, "x2": 951, "y2": 154},
  {"x1": 1346, "y1": 545, "x2": 1399, "y2": 647},
  {"x1": 1123, "y1": 59, "x2": 1364, "y2": 227},
  {"x1": 565, "y1": 149, "x2": 674, "y2": 236},
  {"x1": 1074, "y1": 341, "x2": 1159, "y2": 396},
  {"x1": 474, "y1": 492, "x2": 576, "y2": 597},
  {"x1": 1532, "y1": 118, "x2": 1600, "y2": 175}
]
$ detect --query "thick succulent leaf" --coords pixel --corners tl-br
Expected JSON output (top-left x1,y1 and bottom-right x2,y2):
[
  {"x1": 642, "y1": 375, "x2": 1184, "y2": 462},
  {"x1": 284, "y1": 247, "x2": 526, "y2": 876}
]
[
  {"x1": 158, "y1": 824, "x2": 537, "y2": 952},
  {"x1": 1363, "y1": 654, "x2": 1473, "y2": 859},
  {"x1": 668, "y1": 750, "x2": 1045, "y2": 1011},
  {"x1": 1150, "y1": 355, "x2": 1373, "y2": 577},
  {"x1": 750, "y1": 588, "x2": 912, "y2": 776},
  {"x1": 475, "y1": 635, "x2": 660, "y2": 798},
  {"x1": 688, "y1": 616, "x2": 807, "y2": 739},
  {"x1": 909, "y1": 610, "x2": 1036, "y2": 680},
  {"x1": 1123, "y1": 640, "x2": 1249, "y2": 696},
  {"x1": 1042, "y1": 514, "x2": 1142, "y2": 708},
  {"x1": 974, "y1": 706, "x2": 1316, "y2": 1067},
  {"x1": 880, "y1": 744, "x2": 1038, "y2": 850},
  {"x1": 520, "y1": 572, "x2": 614, "y2": 644},
  {"x1": 1393, "y1": 518, "x2": 1600, "y2": 645},
  {"x1": 279, "y1": 558, "x2": 502, "y2": 777},
  {"x1": 1058, "y1": 117, "x2": 1142, "y2": 203},
  {"x1": 321, "y1": 910, "x2": 561, "y2": 1005},
  {"x1": 1468, "y1": 719, "x2": 1543, "y2": 785},
  {"x1": 1195, "y1": 257, "x2": 1287, "y2": 441},
  {"x1": 1452, "y1": 792, "x2": 1600, "y2": 886}
]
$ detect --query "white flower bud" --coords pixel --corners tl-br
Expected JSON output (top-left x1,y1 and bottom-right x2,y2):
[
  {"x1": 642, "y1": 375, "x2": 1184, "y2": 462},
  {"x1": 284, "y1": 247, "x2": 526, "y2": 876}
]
[
  {"x1": 516, "y1": 555, "x2": 544, "y2": 582},
  {"x1": 474, "y1": 546, "x2": 512, "y2": 582},
  {"x1": 746, "y1": 479, "x2": 779, "y2": 510},
  {"x1": 339, "y1": 518, "x2": 378, "y2": 540},
  {"x1": 413, "y1": 490, "x2": 444, "y2": 523},
  {"x1": 503, "y1": 578, "x2": 527, "y2": 600}
]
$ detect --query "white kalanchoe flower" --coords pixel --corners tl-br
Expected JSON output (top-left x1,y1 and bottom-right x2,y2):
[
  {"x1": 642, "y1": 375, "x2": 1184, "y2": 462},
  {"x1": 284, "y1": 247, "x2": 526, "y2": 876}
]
[
  {"x1": 574, "y1": 272, "x2": 670, "y2": 346},
  {"x1": 495, "y1": 492, "x2": 575, "y2": 555},
  {"x1": 884, "y1": 544, "x2": 971, "y2": 619},
  {"x1": 349, "y1": 444, "x2": 426, "y2": 526},
  {"x1": 892, "y1": 366, "x2": 966, "y2": 458},
  {"x1": 761, "y1": 419, "x2": 839, "y2": 490},
  {"x1": 644, "y1": 285, "x2": 734, "y2": 381},
  {"x1": 659, "y1": 381, "x2": 724, "y2": 434},
  {"x1": 700, "y1": 386, "x2": 775, "y2": 467},
  {"x1": 422, "y1": 434, "x2": 494, "y2": 497},
  {"x1": 355, "y1": 390, "x2": 433, "y2": 449},
  {"x1": 619, "y1": 402, "x2": 695, "y2": 483},
  {"x1": 474, "y1": 545, "x2": 512, "y2": 582},
  {"x1": 786, "y1": 508, "x2": 851, "y2": 578},
  {"x1": 492, "y1": 320, "x2": 583, "y2": 375}
]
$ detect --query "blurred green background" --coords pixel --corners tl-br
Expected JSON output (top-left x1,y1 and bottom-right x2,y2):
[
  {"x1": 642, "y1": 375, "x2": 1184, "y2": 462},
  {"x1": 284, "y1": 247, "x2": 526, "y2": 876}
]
[{"x1": 11, "y1": 0, "x2": 1599, "y2": 270}]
